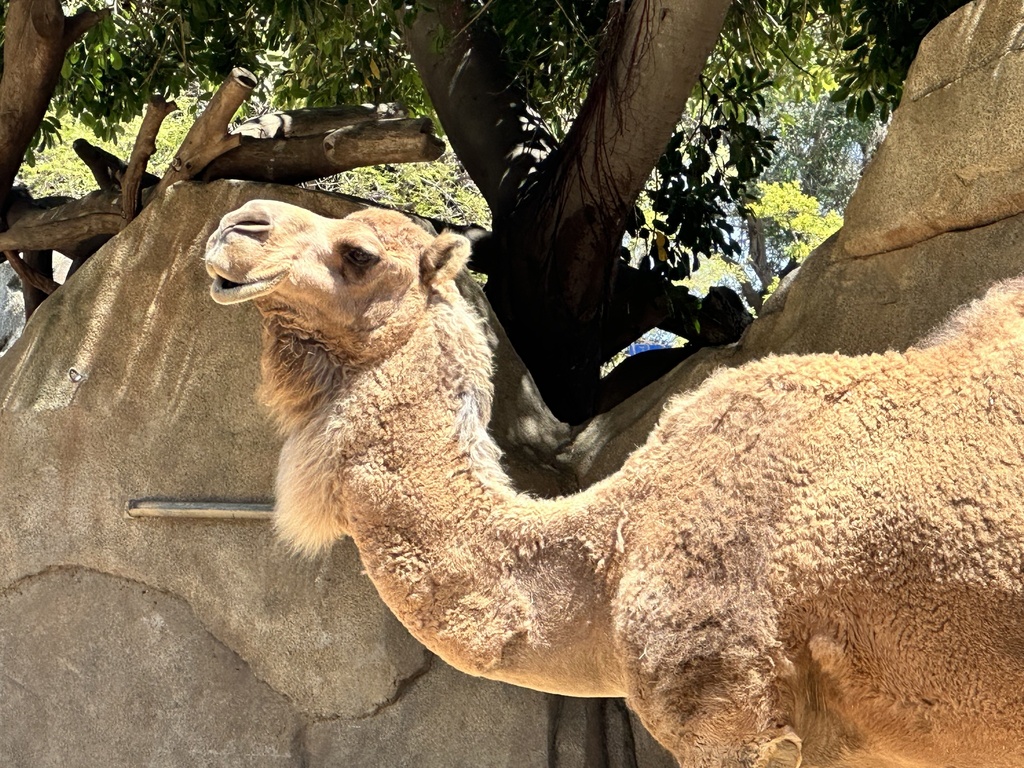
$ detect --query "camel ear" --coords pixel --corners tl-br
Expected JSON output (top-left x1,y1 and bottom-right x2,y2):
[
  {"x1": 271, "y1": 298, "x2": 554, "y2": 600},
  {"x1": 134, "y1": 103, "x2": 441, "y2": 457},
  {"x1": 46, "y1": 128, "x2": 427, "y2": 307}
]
[{"x1": 420, "y1": 232, "x2": 470, "y2": 288}]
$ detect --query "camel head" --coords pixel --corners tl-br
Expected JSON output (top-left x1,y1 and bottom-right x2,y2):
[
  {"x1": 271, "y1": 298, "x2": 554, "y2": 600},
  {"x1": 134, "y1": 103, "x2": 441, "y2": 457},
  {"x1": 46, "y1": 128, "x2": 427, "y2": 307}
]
[{"x1": 204, "y1": 200, "x2": 470, "y2": 361}]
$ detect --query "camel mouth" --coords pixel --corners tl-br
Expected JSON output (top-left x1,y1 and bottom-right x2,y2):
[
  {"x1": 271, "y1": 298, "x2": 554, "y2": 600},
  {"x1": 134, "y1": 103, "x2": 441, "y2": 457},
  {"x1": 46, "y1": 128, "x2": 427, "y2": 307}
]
[{"x1": 210, "y1": 271, "x2": 287, "y2": 304}]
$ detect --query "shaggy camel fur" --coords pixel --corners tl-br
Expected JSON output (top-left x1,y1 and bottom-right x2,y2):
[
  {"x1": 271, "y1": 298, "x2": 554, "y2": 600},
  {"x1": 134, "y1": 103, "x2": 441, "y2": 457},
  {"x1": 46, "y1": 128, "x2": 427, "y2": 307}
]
[{"x1": 206, "y1": 200, "x2": 1024, "y2": 768}]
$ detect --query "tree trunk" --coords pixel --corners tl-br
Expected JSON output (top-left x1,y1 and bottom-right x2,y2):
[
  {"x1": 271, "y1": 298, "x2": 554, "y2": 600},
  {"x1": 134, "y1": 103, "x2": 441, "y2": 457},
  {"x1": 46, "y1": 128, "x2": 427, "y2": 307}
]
[
  {"x1": 21, "y1": 250, "x2": 54, "y2": 318},
  {"x1": 406, "y1": 0, "x2": 732, "y2": 423},
  {"x1": 745, "y1": 214, "x2": 768, "y2": 313},
  {"x1": 0, "y1": 0, "x2": 108, "y2": 218}
]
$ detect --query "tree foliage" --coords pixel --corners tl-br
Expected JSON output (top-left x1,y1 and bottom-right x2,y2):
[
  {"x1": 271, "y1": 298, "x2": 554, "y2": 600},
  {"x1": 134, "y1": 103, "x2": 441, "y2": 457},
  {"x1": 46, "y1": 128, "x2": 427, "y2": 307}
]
[
  {"x1": 4, "y1": 0, "x2": 963, "y2": 244},
  {"x1": 750, "y1": 180, "x2": 843, "y2": 265},
  {"x1": 313, "y1": 153, "x2": 490, "y2": 227},
  {"x1": 628, "y1": 0, "x2": 969, "y2": 282}
]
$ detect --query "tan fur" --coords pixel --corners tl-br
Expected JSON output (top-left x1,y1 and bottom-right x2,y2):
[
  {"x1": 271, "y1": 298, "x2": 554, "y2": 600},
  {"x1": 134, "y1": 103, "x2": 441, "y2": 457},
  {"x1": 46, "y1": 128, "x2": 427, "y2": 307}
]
[{"x1": 206, "y1": 201, "x2": 1024, "y2": 768}]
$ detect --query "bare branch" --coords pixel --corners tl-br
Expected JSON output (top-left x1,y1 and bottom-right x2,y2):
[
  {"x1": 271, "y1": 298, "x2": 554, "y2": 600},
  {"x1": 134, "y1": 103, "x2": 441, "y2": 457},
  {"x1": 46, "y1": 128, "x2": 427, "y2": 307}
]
[
  {"x1": 0, "y1": 191, "x2": 122, "y2": 253},
  {"x1": 122, "y1": 96, "x2": 178, "y2": 224},
  {"x1": 1, "y1": 105, "x2": 444, "y2": 256},
  {"x1": 323, "y1": 119, "x2": 445, "y2": 168},
  {"x1": 4, "y1": 250, "x2": 59, "y2": 295},
  {"x1": 73, "y1": 139, "x2": 129, "y2": 192},
  {"x1": 154, "y1": 68, "x2": 256, "y2": 196}
]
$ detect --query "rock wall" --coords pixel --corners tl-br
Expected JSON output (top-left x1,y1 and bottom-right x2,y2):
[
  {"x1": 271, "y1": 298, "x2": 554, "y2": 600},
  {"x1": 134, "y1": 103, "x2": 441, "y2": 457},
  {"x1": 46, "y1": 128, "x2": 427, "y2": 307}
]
[{"x1": 839, "y1": 0, "x2": 1024, "y2": 258}]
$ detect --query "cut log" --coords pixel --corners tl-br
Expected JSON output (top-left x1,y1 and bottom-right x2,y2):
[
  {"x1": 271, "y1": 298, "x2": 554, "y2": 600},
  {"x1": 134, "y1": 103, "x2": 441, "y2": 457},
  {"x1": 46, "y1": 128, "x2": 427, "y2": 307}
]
[
  {"x1": 154, "y1": 68, "x2": 256, "y2": 196},
  {"x1": 202, "y1": 118, "x2": 445, "y2": 185},
  {"x1": 3, "y1": 101, "x2": 447, "y2": 257},
  {"x1": 0, "y1": 190, "x2": 122, "y2": 253},
  {"x1": 232, "y1": 103, "x2": 406, "y2": 139},
  {"x1": 323, "y1": 118, "x2": 446, "y2": 169}
]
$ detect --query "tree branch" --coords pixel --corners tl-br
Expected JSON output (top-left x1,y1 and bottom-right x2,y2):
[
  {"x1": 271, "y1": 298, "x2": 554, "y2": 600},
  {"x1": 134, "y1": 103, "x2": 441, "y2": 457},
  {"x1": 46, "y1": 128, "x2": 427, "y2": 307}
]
[
  {"x1": 402, "y1": 0, "x2": 555, "y2": 214},
  {"x1": 73, "y1": 139, "x2": 130, "y2": 192},
  {"x1": 546, "y1": 0, "x2": 733, "y2": 237},
  {"x1": 122, "y1": 95, "x2": 178, "y2": 224},
  {"x1": 602, "y1": 263, "x2": 750, "y2": 361},
  {"x1": 201, "y1": 117, "x2": 444, "y2": 184},
  {"x1": 0, "y1": 191, "x2": 122, "y2": 253},
  {"x1": 62, "y1": 6, "x2": 109, "y2": 47},
  {"x1": 323, "y1": 118, "x2": 445, "y2": 167},
  {"x1": 232, "y1": 104, "x2": 406, "y2": 139},
  {"x1": 0, "y1": 106, "x2": 449, "y2": 257},
  {"x1": 21, "y1": 249, "x2": 54, "y2": 318},
  {"x1": 4, "y1": 250, "x2": 59, "y2": 295},
  {"x1": 154, "y1": 67, "x2": 256, "y2": 196}
]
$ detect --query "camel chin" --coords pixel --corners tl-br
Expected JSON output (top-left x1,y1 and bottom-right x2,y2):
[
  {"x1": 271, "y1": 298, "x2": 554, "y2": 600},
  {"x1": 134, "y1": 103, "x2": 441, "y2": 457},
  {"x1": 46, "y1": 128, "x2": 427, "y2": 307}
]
[{"x1": 208, "y1": 271, "x2": 287, "y2": 305}]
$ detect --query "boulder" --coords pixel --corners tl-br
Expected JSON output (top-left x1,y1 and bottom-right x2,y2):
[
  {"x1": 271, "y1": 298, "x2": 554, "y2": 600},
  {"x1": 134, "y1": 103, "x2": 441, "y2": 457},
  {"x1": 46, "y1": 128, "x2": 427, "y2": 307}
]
[{"x1": 839, "y1": 0, "x2": 1024, "y2": 257}]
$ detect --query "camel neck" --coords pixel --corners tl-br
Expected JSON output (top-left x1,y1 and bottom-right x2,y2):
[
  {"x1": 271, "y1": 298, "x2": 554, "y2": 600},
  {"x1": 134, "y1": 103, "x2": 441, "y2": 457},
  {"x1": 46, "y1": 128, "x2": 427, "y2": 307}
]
[{"x1": 334, "y1": 318, "x2": 627, "y2": 697}]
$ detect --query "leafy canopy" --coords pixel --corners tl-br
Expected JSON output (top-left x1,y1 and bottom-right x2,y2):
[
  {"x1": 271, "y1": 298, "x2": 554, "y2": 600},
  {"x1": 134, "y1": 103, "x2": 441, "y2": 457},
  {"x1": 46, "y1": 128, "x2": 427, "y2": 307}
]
[{"x1": 3, "y1": 0, "x2": 967, "y2": 268}]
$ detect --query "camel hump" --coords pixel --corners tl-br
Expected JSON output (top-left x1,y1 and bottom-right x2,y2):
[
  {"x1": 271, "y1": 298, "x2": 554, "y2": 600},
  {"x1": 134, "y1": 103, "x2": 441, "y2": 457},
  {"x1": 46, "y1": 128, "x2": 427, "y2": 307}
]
[{"x1": 916, "y1": 272, "x2": 1024, "y2": 350}]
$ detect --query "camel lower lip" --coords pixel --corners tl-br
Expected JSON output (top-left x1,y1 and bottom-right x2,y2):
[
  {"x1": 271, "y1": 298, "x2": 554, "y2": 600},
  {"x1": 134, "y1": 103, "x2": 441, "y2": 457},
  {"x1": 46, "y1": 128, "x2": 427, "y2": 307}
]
[{"x1": 210, "y1": 272, "x2": 286, "y2": 304}]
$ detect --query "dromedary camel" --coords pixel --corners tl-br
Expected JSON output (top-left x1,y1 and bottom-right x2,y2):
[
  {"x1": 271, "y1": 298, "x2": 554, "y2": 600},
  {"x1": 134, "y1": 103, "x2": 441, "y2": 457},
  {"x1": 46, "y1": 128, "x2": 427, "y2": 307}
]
[{"x1": 205, "y1": 200, "x2": 1024, "y2": 768}]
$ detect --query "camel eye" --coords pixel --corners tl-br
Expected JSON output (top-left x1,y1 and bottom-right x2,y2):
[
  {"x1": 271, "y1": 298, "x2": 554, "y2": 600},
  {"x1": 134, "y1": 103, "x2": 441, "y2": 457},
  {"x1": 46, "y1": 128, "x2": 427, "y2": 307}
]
[{"x1": 343, "y1": 246, "x2": 380, "y2": 268}]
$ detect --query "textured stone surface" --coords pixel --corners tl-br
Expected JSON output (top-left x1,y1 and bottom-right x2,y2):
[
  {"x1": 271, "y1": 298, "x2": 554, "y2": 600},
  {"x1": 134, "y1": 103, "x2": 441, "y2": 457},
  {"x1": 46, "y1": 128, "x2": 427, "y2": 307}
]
[
  {"x1": 0, "y1": 568, "x2": 302, "y2": 768},
  {"x1": 903, "y1": 0, "x2": 1024, "y2": 101},
  {"x1": 840, "y1": 0, "x2": 1024, "y2": 258},
  {"x1": 0, "y1": 181, "x2": 430, "y2": 720},
  {"x1": 308, "y1": 660, "x2": 550, "y2": 768}
]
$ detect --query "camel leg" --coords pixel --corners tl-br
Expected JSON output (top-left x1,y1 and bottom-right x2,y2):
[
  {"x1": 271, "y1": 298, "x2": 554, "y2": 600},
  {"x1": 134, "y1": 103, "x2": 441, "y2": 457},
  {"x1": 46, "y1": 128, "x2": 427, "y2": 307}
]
[
  {"x1": 619, "y1": 579, "x2": 797, "y2": 766},
  {"x1": 628, "y1": 690, "x2": 801, "y2": 768}
]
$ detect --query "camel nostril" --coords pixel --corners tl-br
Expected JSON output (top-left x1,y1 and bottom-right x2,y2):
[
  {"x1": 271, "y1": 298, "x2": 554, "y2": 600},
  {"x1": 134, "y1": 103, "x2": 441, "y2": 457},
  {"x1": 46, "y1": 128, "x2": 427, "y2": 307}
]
[{"x1": 224, "y1": 216, "x2": 272, "y2": 241}]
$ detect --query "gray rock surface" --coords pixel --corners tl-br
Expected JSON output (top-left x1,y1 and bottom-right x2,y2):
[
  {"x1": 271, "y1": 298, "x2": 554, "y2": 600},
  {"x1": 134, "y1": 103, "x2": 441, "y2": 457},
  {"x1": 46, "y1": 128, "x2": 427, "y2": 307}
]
[
  {"x1": 0, "y1": 263, "x2": 25, "y2": 355},
  {"x1": 0, "y1": 568, "x2": 302, "y2": 768}
]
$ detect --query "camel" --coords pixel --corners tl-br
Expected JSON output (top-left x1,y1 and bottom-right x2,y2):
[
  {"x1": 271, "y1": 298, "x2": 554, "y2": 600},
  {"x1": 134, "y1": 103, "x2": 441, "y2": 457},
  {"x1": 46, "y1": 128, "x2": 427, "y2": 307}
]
[{"x1": 205, "y1": 200, "x2": 1024, "y2": 768}]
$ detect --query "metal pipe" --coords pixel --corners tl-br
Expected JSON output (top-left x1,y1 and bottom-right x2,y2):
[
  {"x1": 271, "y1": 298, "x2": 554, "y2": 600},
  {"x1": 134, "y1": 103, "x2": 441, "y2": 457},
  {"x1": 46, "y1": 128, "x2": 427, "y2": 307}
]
[{"x1": 127, "y1": 500, "x2": 273, "y2": 520}]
